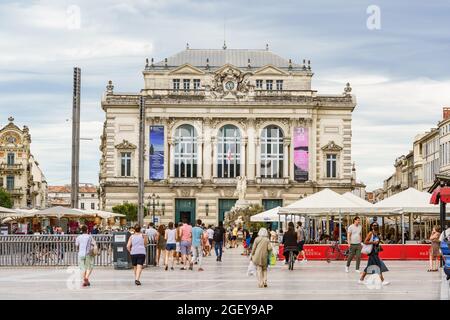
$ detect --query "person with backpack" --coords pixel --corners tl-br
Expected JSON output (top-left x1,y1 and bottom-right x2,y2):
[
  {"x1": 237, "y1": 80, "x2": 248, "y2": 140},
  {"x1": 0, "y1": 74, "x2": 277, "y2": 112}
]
[
  {"x1": 214, "y1": 221, "x2": 226, "y2": 262},
  {"x1": 75, "y1": 225, "x2": 96, "y2": 287},
  {"x1": 126, "y1": 225, "x2": 148, "y2": 286}
]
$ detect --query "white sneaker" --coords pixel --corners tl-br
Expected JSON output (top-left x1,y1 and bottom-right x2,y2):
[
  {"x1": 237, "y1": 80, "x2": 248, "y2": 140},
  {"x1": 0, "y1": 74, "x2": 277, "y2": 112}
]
[
  {"x1": 358, "y1": 280, "x2": 366, "y2": 285},
  {"x1": 382, "y1": 281, "x2": 390, "y2": 286},
  {"x1": 355, "y1": 269, "x2": 360, "y2": 273},
  {"x1": 345, "y1": 266, "x2": 349, "y2": 273}
]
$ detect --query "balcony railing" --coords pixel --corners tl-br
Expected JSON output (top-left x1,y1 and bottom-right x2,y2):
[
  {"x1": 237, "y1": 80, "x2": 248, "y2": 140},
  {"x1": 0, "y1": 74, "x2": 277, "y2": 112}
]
[
  {"x1": 0, "y1": 163, "x2": 24, "y2": 172},
  {"x1": 256, "y1": 177, "x2": 290, "y2": 185},
  {"x1": 6, "y1": 188, "x2": 23, "y2": 197},
  {"x1": 168, "y1": 177, "x2": 202, "y2": 185},
  {"x1": 147, "y1": 89, "x2": 206, "y2": 98}
]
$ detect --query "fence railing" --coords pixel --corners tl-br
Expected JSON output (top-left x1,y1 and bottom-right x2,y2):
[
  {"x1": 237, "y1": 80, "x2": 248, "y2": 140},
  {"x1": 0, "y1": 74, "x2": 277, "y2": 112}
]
[{"x1": 0, "y1": 235, "x2": 157, "y2": 267}]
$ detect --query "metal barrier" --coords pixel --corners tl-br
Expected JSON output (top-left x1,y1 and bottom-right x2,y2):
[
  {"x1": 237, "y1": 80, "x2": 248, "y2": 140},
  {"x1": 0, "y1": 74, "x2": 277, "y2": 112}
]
[
  {"x1": 0, "y1": 235, "x2": 113, "y2": 267},
  {"x1": 145, "y1": 241, "x2": 157, "y2": 266}
]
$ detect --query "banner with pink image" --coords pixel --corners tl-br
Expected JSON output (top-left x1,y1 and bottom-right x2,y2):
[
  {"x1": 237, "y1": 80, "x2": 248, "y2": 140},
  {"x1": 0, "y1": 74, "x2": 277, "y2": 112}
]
[{"x1": 293, "y1": 127, "x2": 309, "y2": 181}]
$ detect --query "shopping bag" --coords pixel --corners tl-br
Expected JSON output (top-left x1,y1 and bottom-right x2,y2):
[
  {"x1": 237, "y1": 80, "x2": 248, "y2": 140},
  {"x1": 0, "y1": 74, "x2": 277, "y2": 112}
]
[
  {"x1": 269, "y1": 252, "x2": 277, "y2": 266},
  {"x1": 247, "y1": 260, "x2": 256, "y2": 276},
  {"x1": 361, "y1": 243, "x2": 373, "y2": 255}
]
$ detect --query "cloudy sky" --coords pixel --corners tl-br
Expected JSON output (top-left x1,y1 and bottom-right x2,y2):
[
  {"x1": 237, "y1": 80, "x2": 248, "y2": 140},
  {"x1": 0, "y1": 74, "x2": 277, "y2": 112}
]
[{"x1": 1, "y1": 0, "x2": 449, "y2": 190}]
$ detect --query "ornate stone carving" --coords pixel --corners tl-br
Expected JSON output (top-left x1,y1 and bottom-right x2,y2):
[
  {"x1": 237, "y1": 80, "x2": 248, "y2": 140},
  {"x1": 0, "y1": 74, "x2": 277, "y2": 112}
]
[
  {"x1": 344, "y1": 82, "x2": 352, "y2": 96},
  {"x1": 210, "y1": 66, "x2": 254, "y2": 100},
  {"x1": 321, "y1": 141, "x2": 343, "y2": 152},
  {"x1": 115, "y1": 140, "x2": 137, "y2": 150}
]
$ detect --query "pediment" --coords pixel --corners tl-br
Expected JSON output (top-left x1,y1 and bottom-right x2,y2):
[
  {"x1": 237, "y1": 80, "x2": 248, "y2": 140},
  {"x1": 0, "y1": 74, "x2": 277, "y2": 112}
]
[
  {"x1": 321, "y1": 141, "x2": 343, "y2": 152},
  {"x1": 214, "y1": 64, "x2": 242, "y2": 75},
  {"x1": 169, "y1": 64, "x2": 205, "y2": 75},
  {"x1": 115, "y1": 140, "x2": 137, "y2": 150},
  {"x1": 253, "y1": 65, "x2": 288, "y2": 76}
]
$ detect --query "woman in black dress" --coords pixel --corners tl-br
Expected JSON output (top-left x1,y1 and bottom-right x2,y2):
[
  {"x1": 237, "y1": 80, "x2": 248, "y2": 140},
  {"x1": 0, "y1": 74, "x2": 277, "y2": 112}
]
[{"x1": 359, "y1": 221, "x2": 390, "y2": 286}]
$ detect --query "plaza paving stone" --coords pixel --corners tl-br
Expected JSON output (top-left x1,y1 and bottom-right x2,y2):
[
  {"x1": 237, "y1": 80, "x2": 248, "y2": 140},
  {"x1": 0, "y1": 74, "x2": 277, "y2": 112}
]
[{"x1": 0, "y1": 247, "x2": 448, "y2": 300}]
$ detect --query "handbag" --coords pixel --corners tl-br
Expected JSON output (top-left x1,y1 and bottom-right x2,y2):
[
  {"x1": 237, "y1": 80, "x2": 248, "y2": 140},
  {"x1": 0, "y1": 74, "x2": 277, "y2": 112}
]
[
  {"x1": 269, "y1": 252, "x2": 277, "y2": 266},
  {"x1": 88, "y1": 237, "x2": 99, "y2": 257}
]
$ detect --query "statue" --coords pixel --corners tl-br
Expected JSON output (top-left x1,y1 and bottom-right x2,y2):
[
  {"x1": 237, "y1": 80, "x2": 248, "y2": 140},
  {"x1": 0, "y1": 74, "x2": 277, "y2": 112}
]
[{"x1": 235, "y1": 176, "x2": 247, "y2": 200}]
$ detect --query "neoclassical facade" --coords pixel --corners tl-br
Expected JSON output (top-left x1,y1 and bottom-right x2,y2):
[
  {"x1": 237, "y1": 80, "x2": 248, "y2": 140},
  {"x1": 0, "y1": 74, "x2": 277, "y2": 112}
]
[
  {"x1": 0, "y1": 117, "x2": 47, "y2": 208},
  {"x1": 99, "y1": 47, "x2": 358, "y2": 224}
]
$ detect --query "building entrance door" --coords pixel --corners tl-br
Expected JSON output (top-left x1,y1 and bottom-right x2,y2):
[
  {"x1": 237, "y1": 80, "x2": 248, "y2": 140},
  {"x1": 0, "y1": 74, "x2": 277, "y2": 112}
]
[
  {"x1": 218, "y1": 199, "x2": 237, "y2": 223},
  {"x1": 175, "y1": 199, "x2": 196, "y2": 224},
  {"x1": 262, "y1": 199, "x2": 283, "y2": 231}
]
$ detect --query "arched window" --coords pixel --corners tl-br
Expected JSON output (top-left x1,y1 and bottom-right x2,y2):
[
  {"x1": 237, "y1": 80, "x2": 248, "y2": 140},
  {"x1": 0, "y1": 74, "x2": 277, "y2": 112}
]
[
  {"x1": 217, "y1": 125, "x2": 241, "y2": 178},
  {"x1": 261, "y1": 125, "x2": 284, "y2": 178},
  {"x1": 174, "y1": 124, "x2": 197, "y2": 178}
]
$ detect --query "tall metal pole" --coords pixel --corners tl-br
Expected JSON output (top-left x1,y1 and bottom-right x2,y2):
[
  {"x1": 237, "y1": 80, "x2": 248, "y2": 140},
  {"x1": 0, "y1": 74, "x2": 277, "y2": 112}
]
[
  {"x1": 71, "y1": 67, "x2": 81, "y2": 209},
  {"x1": 137, "y1": 96, "x2": 145, "y2": 226}
]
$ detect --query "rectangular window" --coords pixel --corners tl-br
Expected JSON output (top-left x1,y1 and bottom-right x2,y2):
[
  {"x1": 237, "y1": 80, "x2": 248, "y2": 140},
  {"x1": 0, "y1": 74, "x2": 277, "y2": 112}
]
[
  {"x1": 91, "y1": 203, "x2": 95, "y2": 210},
  {"x1": 256, "y1": 80, "x2": 263, "y2": 89},
  {"x1": 172, "y1": 79, "x2": 180, "y2": 91},
  {"x1": 7, "y1": 153, "x2": 14, "y2": 165},
  {"x1": 276, "y1": 80, "x2": 283, "y2": 91},
  {"x1": 326, "y1": 154, "x2": 337, "y2": 178},
  {"x1": 183, "y1": 79, "x2": 190, "y2": 91},
  {"x1": 6, "y1": 176, "x2": 14, "y2": 190},
  {"x1": 121, "y1": 152, "x2": 131, "y2": 177},
  {"x1": 266, "y1": 80, "x2": 273, "y2": 91},
  {"x1": 193, "y1": 79, "x2": 201, "y2": 90},
  {"x1": 81, "y1": 203, "x2": 85, "y2": 210}
]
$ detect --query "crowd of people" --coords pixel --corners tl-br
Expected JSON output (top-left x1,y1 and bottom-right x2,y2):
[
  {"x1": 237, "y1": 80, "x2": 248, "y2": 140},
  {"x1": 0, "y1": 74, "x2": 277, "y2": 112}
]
[{"x1": 74, "y1": 217, "x2": 450, "y2": 288}]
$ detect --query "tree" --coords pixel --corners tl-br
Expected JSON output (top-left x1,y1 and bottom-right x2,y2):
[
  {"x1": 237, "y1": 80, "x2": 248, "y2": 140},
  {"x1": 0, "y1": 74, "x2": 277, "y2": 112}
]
[
  {"x1": 0, "y1": 188, "x2": 13, "y2": 208},
  {"x1": 112, "y1": 202, "x2": 148, "y2": 224},
  {"x1": 224, "y1": 203, "x2": 266, "y2": 232}
]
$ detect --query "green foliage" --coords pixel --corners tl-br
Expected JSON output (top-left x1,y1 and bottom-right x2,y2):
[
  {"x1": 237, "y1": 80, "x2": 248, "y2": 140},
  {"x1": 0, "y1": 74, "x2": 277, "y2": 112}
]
[
  {"x1": 112, "y1": 203, "x2": 148, "y2": 223},
  {"x1": 224, "y1": 203, "x2": 266, "y2": 232},
  {"x1": 0, "y1": 188, "x2": 13, "y2": 208}
]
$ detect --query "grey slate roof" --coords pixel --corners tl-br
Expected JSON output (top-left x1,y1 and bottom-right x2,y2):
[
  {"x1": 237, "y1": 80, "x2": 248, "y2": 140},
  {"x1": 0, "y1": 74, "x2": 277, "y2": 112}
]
[{"x1": 153, "y1": 49, "x2": 304, "y2": 70}]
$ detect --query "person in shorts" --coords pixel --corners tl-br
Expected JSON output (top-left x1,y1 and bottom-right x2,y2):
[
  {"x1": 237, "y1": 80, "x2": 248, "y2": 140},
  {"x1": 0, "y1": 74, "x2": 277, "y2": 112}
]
[
  {"x1": 127, "y1": 225, "x2": 148, "y2": 285},
  {"x1": 75, "y1": 225, "x2": 95, "y2": 287},
  {"x1": 207, "y1": 225, "x2": 214, "y2": 256},
  {"x1": 164, "y1": 222, "x2": 177, "y2": 271},
  {"x1": 179, "y1": 220, "x2": 193, "y2": 270}
]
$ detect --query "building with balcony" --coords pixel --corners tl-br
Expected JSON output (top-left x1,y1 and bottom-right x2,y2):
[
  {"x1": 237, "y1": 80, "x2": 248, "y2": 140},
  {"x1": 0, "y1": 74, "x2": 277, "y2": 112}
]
[
  {"x1": 0, "y1": 117, "x2": 47, "y2": 208},
  {"x1": 47, "y1": 183, "x2": 99, "y2": 210},
  {"x1": 99, "y1": 45, "x2": 361, "y2": 224}
]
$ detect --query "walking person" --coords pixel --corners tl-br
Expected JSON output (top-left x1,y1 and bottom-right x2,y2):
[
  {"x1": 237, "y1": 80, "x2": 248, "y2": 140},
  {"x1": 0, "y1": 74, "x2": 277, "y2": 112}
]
[
  {"x1": 358, "y1": 222, "x2": 389, "y2": 286},
  {"x1": 145, "y1": 222, "x2": 157, "y2": 243},
  {"x1": 346, "y1": 217, "x2": 362, "y2": 273},
  {"x1": 164, "y1": 222, "x2": 177, "y2": 271},
  {"x1": 251, "y1": 228, "x2": 273, "y2": 288},
  {"x1": 126, "y1": 225, "x2": 148, "y2": 286},
  {"x1": 214, "y1": 221, "x2": 226, "y2": 262},
  {"x1": 156, "y1": 225, "x2": 166, "y2": 267},
  {"x1": 192, "y1": 219, "x2": 205, "y2": 271},
  {"x1": 175, "y1": 222, "x2": 183, "y2": 265},
  {"x1": 296, "y1": 221, "x2": 307, "y2": 263},
  {"x1": 207, "y1": 225, "x2": 214, "y2": 256},
  {"x1": 179, "y1": 219, "x2": 193, "y2": 270},
  {"x1": 428, "y1": 226, "x2": 441, "y2": 272},
  {"x1": 75, "y1": 225, "x2": 96, "y2": 287},
  {"x1": 282, "y1": 222, "x2": 298, "y2": 266}
]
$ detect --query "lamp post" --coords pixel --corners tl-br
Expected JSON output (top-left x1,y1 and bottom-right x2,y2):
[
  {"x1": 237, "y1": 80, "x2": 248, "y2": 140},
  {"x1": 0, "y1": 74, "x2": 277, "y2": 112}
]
[{"x1": 148, "y1": 193, "x2": 160, "y2": 225}]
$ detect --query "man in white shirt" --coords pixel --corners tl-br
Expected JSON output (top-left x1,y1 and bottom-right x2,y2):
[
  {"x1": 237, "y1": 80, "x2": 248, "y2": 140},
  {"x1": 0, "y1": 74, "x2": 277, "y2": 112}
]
[
  {"x1": 75, "y1": 225, "x2": 94, "y2": 287},
  {"x1": 206, "y1": 225, "x2": 214, "y2": 256},
  {"x1": 346, "y1": 217, "x2": 362, "y2": 273},
  {"x1": 145, "y1": 222, "x2": 157, "y2": 243}
]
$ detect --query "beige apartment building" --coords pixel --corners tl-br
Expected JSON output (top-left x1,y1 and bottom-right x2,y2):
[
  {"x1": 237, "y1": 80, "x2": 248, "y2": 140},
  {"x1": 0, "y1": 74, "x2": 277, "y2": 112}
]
[
  {"x1": 0, "y1": 117, "x2": 47, "y2": 208},
  {"x1": 99, "y1": 46, "x2": 361, "y2": 225}
]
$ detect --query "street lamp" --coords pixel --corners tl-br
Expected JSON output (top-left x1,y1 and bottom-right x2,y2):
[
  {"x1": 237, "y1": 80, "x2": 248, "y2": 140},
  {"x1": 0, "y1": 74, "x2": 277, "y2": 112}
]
[{"x1": 148, "y1": 193, "x2": 160, "y2": 224}]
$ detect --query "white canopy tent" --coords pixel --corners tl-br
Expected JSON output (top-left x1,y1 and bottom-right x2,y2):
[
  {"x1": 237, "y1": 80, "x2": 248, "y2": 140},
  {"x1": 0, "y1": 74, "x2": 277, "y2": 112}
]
[
  {"x1": 77, "y1": 209, "x2": 125, "y2": 219},
  {"x1": 250, "y1": 207, "x2": 300, "y2": 223},
  {"x1": 342, "y1": 192, "x2": 374, "y2": 207},
  {"x1": 0, "y1": 206, "x2": 16, "y2": 218}
]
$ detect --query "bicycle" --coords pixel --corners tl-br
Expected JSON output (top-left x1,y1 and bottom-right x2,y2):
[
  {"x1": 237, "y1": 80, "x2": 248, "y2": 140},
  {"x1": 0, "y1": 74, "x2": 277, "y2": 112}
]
[
  {"x1": 325, "y1": 241, "x2": 349, "y2": 263},
  {"x1": 284, "y1": 247, "x2": 298, "y2": 270}
]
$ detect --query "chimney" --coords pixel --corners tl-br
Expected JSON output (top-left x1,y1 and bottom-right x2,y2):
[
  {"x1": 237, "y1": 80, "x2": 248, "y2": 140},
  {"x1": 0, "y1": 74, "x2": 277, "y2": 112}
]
[{"x1": 443, "y1": 107, "x2": 450, "y2": 120}]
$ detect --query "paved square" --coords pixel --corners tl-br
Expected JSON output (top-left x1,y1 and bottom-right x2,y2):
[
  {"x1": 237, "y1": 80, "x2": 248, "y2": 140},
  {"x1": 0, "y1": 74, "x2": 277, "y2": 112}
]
[{"x1": 0, "y1": 248, "x2": 448, "y2": 300}]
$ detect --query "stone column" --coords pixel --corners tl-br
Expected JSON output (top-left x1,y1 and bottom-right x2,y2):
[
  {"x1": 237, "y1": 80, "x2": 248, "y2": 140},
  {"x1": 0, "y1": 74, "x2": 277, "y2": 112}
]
[
  {"x1": 241, "y1": 137, "x2": 247, "y2": 177},
  {"x1": 256, "y1": 136, "x2": 261, "y2": 178},
  {"x1": 212, "y1": 137, "x2": 218, "y2": 178},
  {"x1": 197, "y1": 137, "x2": 203, "y2": 178},
  {"x1": 309, "y1": 116, "x2": 317, "y2": 182},
  {"x1": 283, "y1": 138, "x2": 290, "y2": 178},
  {"x1": 169, "y1": 139, "x2": 175, "y2": 177},
  {"x1": 247, "y1": 120, "x2": 256, "y2": 180},
  {"x1": 203, "y1": 120, "x2": 212, "y2": 180}
]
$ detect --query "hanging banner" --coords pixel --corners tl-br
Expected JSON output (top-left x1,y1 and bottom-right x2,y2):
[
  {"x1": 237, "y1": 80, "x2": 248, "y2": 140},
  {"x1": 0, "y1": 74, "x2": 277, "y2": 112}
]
[
  {"x1": 149, "y1": 126, "x2": 164, "y2": 180},
  {"x1": 293, "y1": 127, "x2": 309, "y2": 181}
]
